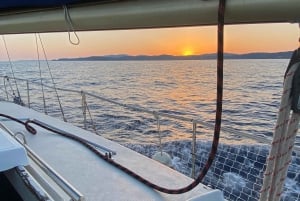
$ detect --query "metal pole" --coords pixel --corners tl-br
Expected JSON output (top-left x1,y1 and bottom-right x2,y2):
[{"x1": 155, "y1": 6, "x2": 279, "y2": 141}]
[
  {"x1": 191, "y1": 121, "x2": 197, "y2": 179},
  {"x1": 81, "y1": 91, "x2": 87, "y2": 129},
  {"x1": 4, "y1": 77, "x2": 9, "y2": 101},
  {"x1": 26, "y1": 80, "x2": 30, "y2": 108}
]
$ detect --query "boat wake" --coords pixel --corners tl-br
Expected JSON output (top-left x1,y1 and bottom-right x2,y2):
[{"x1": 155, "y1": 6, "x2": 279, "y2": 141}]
[{"x1": 126, "y1": 140, "x2": 300, "y2": 201}]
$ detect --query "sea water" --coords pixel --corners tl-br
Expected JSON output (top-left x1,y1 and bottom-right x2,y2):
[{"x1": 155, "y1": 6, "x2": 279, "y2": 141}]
[
  {"x1": 0, "y1": 59, "x2": 299, "y2": 200},
  {"x1": 1, "y1": 59, "x2": 292, "y2": 141}
]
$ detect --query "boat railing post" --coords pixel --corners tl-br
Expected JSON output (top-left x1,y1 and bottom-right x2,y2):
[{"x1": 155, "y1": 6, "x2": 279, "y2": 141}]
[
  {"x1": 81, "y1": 91, "x2": 87, "y2": 129},
  {"x1": 26, "y1": 80, "x2": 30, "y2": 108},
  {"x1": 3, "y1": 76, "x2": 9, "y2": 101},
  {"x1": 191, "y1": 121, "x2": 197, "y2": 179},
  {"x1": 154, "y1": 112, "x2": 163, "y2": 155},
  {"x1": 81, "y1": 92, "x2": 98, "y2": 134}
]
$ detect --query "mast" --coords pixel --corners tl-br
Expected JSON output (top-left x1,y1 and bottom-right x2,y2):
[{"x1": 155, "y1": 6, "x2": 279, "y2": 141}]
[{"x1": 0, "y1": 0, "x2": 299, "y2": 34}]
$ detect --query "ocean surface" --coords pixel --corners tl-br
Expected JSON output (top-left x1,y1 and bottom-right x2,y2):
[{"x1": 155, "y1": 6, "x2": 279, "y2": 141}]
[
  {"x1": 0, "y1": 59, "x2": 299, "y2": 201},
  {"x1": 1, "y1": 59, "x2": 296, "y2": 142}
]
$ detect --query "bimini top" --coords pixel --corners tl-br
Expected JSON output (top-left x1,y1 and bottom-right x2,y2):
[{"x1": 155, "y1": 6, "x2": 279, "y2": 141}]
[{"x1": 0, "y1": 128, "x2": 28, "y2": 172}]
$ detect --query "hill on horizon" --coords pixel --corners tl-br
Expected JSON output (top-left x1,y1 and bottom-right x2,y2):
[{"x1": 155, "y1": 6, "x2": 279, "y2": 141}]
[{"x1": 56, "y1": 51, "x2": 294, "y2": 61}]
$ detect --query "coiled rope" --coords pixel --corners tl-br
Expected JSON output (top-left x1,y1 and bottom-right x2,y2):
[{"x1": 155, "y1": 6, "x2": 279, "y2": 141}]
[
  {"x1": 63, "y1": 5, "x2": 80, "y2": 45},
  {"x1": 259, "y1": 61, "x2": 300, "y2": 201},
  {"x1": 21, "y1": 0, "x2": 226, "y2": 194}
]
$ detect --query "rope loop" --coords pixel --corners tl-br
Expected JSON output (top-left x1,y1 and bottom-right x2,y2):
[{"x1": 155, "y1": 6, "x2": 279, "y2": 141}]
[{"x1": 63, "y1": 5, "x2": 80, "y2": 45}]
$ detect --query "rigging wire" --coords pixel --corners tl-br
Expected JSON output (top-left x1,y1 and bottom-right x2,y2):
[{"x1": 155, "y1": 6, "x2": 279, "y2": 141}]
[
  {"x1": 1, "y1": 35, "x2": 22, "y2": 100},
  {"x1": 37, "y1": 34, "x2": 67, "y2": 122},
  {"x1": 34, "y1": 33, "x2": 47, "y2": 115}
]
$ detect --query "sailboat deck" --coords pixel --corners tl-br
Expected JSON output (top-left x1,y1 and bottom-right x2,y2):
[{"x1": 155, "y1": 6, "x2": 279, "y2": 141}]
[{"x1": 0, "y1": 101, "x2": 219, "y2": 201}]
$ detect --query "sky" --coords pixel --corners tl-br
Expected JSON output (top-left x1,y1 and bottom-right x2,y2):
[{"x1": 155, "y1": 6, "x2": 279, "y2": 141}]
[{"x1": 0, "y1": 23, "x2": 299, "y2": 61}]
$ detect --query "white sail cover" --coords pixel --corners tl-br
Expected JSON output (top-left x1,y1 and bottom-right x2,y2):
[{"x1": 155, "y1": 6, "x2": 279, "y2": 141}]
[{"x1": 0, "y1": 128, "x2": 28, "y2": 171}]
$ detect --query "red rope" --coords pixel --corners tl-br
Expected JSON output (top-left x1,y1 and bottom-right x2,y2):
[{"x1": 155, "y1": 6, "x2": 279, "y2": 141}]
[{"x1": 0, "y1": 114, "x2": 36, "y2": 134}]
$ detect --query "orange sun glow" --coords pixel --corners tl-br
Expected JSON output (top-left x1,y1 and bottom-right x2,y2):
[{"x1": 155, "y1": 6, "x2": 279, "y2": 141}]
[{"x1": 182, "y1": 48, "x2": 194, "y2": 56}]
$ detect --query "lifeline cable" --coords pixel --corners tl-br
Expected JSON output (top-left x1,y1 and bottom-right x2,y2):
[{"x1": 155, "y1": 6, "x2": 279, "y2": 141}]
[
  {"x1": 37, "y1": 34, "x2": 67, "y2": 122},
  {"x1": 1, "y1": 35, "x2": 22, "y2": 101},
  {"x1": 4, "y1": 0, "x2": 226, "y2": 194},
  {"x1": 35, "y1": 33, "x2": 47, "y2": 115}
]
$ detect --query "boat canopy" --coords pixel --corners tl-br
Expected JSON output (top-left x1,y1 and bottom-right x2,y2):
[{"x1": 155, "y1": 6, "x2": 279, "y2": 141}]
[{"x1": 0, "y1": 0, "x2": 299, "y2": 34}]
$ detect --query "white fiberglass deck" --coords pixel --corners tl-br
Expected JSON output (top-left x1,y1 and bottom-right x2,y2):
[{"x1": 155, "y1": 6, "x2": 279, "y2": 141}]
[
  {"x1": 0, "y1": 102, "x2": 222, "y2": 201},
  {"x1": 0, "y1": 126, "x2": 28, "y2": 171}
]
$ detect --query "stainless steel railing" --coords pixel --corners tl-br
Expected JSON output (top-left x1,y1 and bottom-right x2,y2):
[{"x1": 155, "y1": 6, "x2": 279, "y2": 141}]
[{"x1": 0, "y1": 122, "x2": 85, "y2": 201}]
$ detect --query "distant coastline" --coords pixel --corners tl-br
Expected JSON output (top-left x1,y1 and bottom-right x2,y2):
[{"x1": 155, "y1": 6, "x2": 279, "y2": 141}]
[{"x1": 55, "y1": 51, "x2": 293, "y2": 61}]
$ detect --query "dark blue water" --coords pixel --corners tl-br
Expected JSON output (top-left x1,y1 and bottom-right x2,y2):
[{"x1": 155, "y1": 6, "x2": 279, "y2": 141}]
[{"x1": 0, "y1": 59, "x2": 299, "y2": 201}]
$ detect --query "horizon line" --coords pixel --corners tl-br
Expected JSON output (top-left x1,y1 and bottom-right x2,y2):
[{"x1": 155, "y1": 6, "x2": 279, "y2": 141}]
[{"x1": 0, "y1": 50, "x2": 295, "y2": 62}]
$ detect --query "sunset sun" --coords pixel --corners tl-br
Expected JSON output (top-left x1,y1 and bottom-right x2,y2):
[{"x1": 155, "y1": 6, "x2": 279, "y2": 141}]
[{"x1": 182, "y1": 48, "x2": 194, "y2": 56}]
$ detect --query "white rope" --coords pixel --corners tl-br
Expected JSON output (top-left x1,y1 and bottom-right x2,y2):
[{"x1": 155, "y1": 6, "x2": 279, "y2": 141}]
[
  {"x1": 273, "y1": 112, "x2": 300, "y2": 198},
  {"x1": 63, "y1": 5, "x2": 80, "y2": 45},
  {"x1": 259, "y1": 62, "x2": 300, "y2": 201}
]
